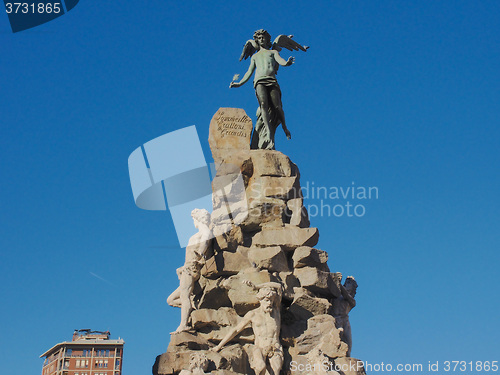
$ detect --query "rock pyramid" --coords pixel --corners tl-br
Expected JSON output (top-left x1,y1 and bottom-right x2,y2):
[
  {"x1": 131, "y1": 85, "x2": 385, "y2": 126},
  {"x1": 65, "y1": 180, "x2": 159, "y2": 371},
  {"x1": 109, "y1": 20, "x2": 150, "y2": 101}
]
[{"x1": 153, "y1": 108, "x2": 366, "y2": 375}]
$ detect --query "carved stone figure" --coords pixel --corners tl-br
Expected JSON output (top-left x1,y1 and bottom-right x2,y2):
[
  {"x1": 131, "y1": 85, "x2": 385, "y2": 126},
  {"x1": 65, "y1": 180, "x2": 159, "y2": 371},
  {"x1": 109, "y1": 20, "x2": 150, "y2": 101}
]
[
  {"x1": 179, "y1": 352, "x2": 210, "y2": 375},
  {"x1": 212, "y1": 282, "x2": 283, "y2": 375},
  {"x1": 230, "y1": 30, "x2": 308, "y2": 150},
  {"x1": 167, "y1": 209, "x2": 212, "y2": 333},
  {"x1": 332, "y1": 276, "x2": 358, "y2": 357}
]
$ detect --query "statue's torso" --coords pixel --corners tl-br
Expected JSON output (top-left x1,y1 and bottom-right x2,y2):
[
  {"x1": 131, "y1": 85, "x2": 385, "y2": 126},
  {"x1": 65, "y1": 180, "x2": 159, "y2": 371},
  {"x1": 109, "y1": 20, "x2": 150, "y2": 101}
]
[{"x1": 253, "y1": 49, "x2": 279, "y2": 81}]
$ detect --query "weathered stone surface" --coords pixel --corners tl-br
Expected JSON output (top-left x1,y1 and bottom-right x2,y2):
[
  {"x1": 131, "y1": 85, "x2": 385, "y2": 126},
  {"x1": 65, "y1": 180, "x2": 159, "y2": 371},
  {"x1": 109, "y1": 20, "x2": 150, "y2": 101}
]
[
  {"x1": 247, "y1": 246, "x2": 289, "y2": 272},
  {"x1": 241, "y1": 197, "x2": 286, "y2": 230},
  {"x1": 290, "y1": 315, "x2": 348, "y2": 359},
  {"x1": 223, "y1": 270, "x2": 278, "y2": 315},
  {"x1": 294, "y1": 267, "x2": 341, "y2": 297},
  {"x1": 213, "y1": 226, "x2": 244, "y2": 253},
  {"x1": 278, "y1": 272, "x2": 300, "y2": 301},
  {"x1": 198, "y1": 279, "x2": 232, "y2": 309},
  {"x1": 250, "y1": 150, "x2": 295, "y2": 177},
  {"x1": 209, "y1": 108, "x2": 253, "y2": 163},
  {"x1": 293, "y1": 246, "x2": 329, "y2": 270},
  {"x1": 289, "y1": 289, "x2": 332, "y2": 320},
  {"x1": 192, "y1": 308, "x2": 255, "y2": 344},
  {"x1": 202, "y1": 249, "x2": 252, "y2": 278},
  {"x1": 212, "y1": 173, "x2": 247, "y2": 203},
  {"x1": 247, "y1": 175, "x2": 300, "y2": 200},
  {"x1": 168, "y1": 332, "x2": 210, "y2": 351},
  {"x1": 334, "y1": 357, "x2": 367, "y2": 375},
  {"x1": 252, "y1": 226, "x2": 319, "y2": 249},
  {"x1": 191, "y1": 308, "x2": 239, "y2": 329},
  {"x1": 286, "y1": 197, "x2": 310, "y2": 227}
]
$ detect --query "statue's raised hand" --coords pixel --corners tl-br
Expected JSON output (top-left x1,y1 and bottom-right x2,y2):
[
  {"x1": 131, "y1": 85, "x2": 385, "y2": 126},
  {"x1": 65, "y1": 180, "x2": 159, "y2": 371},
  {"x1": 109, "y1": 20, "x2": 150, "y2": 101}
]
[{"x1": 286, "y1": 56, "x2": 295, "y2": 66}]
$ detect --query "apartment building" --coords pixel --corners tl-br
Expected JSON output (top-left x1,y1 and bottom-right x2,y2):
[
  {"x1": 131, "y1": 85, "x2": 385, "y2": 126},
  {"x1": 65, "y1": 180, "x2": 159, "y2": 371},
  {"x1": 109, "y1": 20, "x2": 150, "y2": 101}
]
[{"x1": 40, "y1": 329, "x2": 124, "y2": 375}]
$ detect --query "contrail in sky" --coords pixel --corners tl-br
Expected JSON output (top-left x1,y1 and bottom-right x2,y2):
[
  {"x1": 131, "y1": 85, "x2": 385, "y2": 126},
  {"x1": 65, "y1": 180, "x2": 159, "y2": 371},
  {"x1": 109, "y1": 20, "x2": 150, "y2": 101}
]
[{"x1": 89, "y1": 272, "x2": 115, "y2": 287}]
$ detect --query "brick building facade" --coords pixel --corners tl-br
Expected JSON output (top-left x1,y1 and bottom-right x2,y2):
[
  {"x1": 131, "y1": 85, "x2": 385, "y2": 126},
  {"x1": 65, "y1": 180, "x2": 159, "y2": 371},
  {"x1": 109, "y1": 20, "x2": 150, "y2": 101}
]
[{"x1": 40, "y1": 330, "x2": 124, "y2": 375}]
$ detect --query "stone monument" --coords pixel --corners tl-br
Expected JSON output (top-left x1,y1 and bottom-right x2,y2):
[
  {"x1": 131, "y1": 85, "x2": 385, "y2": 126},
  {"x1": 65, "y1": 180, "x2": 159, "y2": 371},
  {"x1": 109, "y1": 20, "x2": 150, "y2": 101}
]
[{"x1": 153, "y1": 104, "x2": 367, "y2": 374}]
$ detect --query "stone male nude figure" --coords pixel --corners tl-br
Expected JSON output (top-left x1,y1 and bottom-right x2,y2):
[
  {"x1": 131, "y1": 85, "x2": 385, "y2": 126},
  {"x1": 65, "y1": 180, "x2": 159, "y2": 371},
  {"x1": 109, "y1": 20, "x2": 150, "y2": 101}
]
[
  {"x1": 212, "y1": 282, "x2": 283, "y2": 375},
  {"x1": 167, "y1": 209, "x2": 212, "y2": 333}
]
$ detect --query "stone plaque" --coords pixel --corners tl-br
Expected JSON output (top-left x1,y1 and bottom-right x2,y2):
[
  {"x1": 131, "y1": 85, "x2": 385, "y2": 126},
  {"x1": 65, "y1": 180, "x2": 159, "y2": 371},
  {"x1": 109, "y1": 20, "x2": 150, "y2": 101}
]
[{"x1": 209, "y1": 108, "x2": 252, "y2": 163}]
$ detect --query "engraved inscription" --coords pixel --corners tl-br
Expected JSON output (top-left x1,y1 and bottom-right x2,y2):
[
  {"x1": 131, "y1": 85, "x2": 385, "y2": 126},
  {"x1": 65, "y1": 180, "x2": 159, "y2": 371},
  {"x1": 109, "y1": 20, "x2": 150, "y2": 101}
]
[{"x1": 215, "y1": 110, "x2": 251, "y2": 139}]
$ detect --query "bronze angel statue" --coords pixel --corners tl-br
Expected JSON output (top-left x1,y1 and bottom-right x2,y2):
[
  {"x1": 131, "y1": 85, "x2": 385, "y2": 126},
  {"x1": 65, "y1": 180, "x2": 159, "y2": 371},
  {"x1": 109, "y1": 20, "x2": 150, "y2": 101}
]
[{"x1": 230, "y1": 29, "x2": 308, "y2": 150}]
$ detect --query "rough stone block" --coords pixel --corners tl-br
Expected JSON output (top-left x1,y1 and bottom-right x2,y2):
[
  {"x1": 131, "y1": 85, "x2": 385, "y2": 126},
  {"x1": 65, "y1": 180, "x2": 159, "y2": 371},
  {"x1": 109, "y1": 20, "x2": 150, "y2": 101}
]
[
  {"x1": 289, "y1": 289, "x2": 332, "y2": 320},
  {"x1": 291, "y1": 315, "x2": 348, "y2": 359},
  {"x1": 286, "y1": 198, "x2": 310, "y2": 227},
  {"x1": 191, "y1": 308, "x2": 239, "y2": 329},
  {"x1": 278, "y1": 272, "x2": 300, "y2": 301},
  {"x1": 247, "y1": 175, "x2": 300, "y2": 200},
  {"x1": 294, "y1": 267, "x2": 340, "y2": 297},
  {"x1": 223, "y1": 270, "x2": 278, "y2": 315},
  {"x1": 252, "y1": 226, "x2": 319, "y2": 250},
  {"x1": 250, "y1": 150, "x2": 295, "y2": 177},
  {"x1": 292, "y1": 246, "x2": 329, "y2": 270},
  {"x1": 334, "y1": 357, "x2": 367, "y2": 375},
  {"x1": 247, "y1": 246, "x2": 289, "y2": 272}
]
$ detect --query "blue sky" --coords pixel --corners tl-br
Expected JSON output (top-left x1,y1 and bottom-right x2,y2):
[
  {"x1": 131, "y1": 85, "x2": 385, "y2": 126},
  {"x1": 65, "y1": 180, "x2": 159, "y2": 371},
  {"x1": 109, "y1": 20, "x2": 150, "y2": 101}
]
[{"x1": 1, "y1": 1, "x2": 499, "y2": 374}]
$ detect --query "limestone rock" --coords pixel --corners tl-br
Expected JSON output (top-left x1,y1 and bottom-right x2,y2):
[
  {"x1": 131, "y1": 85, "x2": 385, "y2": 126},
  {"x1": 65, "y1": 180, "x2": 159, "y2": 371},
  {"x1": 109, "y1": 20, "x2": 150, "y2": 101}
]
[
  {"x1": 290, "y1": 315, "x2": 348, "y2": 359},
  {"x1": 168, "y1": 332, "x2": 211, "y2": 351},
  {"x1": 209, "y1": 108, "x2": 253, "y2": 164},
  {"x1": 248, "y1": 246, "x2": 289, "y2": 272},
  {"x1": 250, "y1": 150, "x2": 295, "y2": 177},
  {"x1": 252, "y1": 226, "x2": 319, "y2": 250},
  {"x1": 285, "y1": 198, "x2": 310, "y2": 227},
  {"x1": 333, "y1": 357, "x2": 367, "y2": 375},
  {"x1": 223, "y1": 270, "x2": 278, "y2": 315},
  {"x1": 278, "y1": 272, "x2": 300, "y2": 301},
  {"x1": 292, "y1": 247, "x2": 329, "y2": 270},
  {"x1": 202, "y1": 249, "x2": 252, "y2": 278},
  {"x1": 294, "y1": 267, "x2": 340, "y2": 297},
  {"x1": 289, "y1": 289, "x2": 332, "y2": 320},
  {"x1": 242, "y1": 197, "x2": 286, "y2": 230},
  {"x1": 247, "y1": 175, "x2": 300, "y2": 200},
  {"x1": 198, "y1": 279, "x2": 232, "y2": 309},
  {"x1": 191, "y1": 308, "x2": 239, "y2": 329}
]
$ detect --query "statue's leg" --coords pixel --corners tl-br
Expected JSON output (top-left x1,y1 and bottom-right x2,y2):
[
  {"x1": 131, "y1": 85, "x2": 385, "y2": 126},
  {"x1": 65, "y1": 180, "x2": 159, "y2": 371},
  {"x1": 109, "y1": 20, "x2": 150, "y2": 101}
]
[
  {"x1": 269, "y1": 352, "x2": 283, "y2": 375},
  {"x1": 256, "y1": 84, "x2": 272, "y2": 133},
  {"x1": 250, "y1": 347, "x2": 267, "y2": 375},
  {"x1": 344, "y1": 320, "x2": 352, "y2": 357},
  {"x1": 176, "y1": 271, "x2": 195, "y2": 332},
  {"x1": 269, "y1": 87, "x2": 286, "y2": 129},
  {"x1": 166, "y1": 286, "x2": 181, "y2": 307}
]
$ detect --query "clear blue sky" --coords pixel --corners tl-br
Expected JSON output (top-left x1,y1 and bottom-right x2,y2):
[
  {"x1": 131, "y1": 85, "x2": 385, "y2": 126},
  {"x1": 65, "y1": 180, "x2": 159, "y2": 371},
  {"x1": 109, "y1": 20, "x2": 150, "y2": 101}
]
[{"x1": 1, "y1": 1, "x2": 499, "y2": 374}]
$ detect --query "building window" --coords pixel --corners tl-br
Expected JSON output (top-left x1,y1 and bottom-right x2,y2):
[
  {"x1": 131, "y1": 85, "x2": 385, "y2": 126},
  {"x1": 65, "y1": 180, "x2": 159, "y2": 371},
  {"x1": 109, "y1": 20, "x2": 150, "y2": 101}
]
[
  {"x1": 115, "y1": 359, "x2": 120, "y2": 369},
  {"x1": 104, "y1": 360, "x2": 108, "y2": 368},
  {"x1": 66, "y1": 349, "x2": 72, "y2": 357}
]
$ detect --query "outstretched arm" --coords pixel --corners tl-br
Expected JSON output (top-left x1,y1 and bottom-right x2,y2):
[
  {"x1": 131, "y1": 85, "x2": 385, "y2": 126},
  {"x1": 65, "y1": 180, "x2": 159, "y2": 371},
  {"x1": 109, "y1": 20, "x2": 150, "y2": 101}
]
[
  {"x1": 230, "y1": 58, "x2": 256, "y2": 88},
  {"x1": 273, "y1": 50, "x2": 295, "y2": 66},
  {"x1": 212, "y1": 313, "x2": 252, "y2": 351}
]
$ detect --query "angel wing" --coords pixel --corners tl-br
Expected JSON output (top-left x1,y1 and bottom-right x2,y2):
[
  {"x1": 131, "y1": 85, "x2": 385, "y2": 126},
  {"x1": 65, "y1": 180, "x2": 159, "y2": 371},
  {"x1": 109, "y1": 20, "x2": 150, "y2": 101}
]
[
  {"x1": 272, "y1": 34, "x2": 309, "y2": 53},
  {"x1": 239, "y1": 39, "x2": 259, "y2": 61}
]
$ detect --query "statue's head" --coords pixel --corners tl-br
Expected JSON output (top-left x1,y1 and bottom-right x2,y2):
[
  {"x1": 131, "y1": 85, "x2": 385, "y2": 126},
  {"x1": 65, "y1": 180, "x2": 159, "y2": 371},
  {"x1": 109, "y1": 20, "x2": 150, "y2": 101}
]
[
  {"x1": 344, "y1": 276, "x2": 358, "y2": 297},
  {"x1": 256, "y1": 282, "x2": 282, "y2": 312},
  {"x1": 191, "y1": 208, "x2": 210, "y2": 228},
  {"x1": 189, "y1": 352, "x2": 209, "y2": 371},
  {"x1": 253, "y1": 29, "x2": 272, "y2": 48}
]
